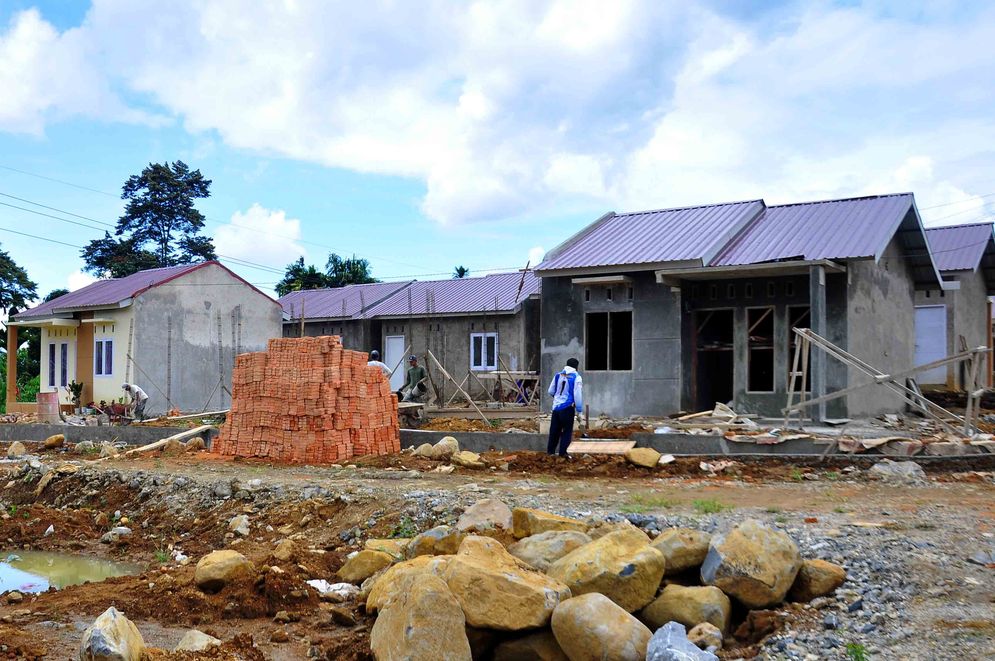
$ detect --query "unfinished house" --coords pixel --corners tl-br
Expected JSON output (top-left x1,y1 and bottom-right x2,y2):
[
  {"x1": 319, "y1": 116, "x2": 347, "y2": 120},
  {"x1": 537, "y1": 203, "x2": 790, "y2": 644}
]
[
  {"x1": 914, "y1": 223, "x2": 995, "y2": 388},
  {"x1": 8, "y1": 261, "x2": 283, "y2": 415},
  {"x1": 280, "y1": 281, "x2": 413, "y2": 348},
  {"x1": 281, "y1": 273, "x2": 541, "y2": 397},
  {"x1": 536, "y1": 193, "x2": 943, "y2": 420}
]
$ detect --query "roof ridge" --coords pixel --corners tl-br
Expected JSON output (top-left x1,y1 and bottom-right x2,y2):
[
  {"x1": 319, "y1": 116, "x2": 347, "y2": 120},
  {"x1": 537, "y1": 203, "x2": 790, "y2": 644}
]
[
  {"x1": 768, "y1": 192, "x2": 913, "y2": 209},
  {"x1": 615, "y1": 198, "x2": 763, "y2": 217}
]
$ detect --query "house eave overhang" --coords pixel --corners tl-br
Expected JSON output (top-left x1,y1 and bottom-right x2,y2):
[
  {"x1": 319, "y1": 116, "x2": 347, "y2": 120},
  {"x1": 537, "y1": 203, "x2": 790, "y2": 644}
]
[
  {"x1": 537, "y1": 259, "x2": 702, "y2": 279},
  {"x1": 7, "y1": 317, "x2": 80, "y2": 328},
  {"x1": 654, "y1": 259, "x2": 846, "y2": 285}
]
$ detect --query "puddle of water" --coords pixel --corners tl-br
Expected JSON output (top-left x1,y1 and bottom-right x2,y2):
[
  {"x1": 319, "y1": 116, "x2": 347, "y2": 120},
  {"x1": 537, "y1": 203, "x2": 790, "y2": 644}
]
[{"x1": 0, "y1": 551, "x2": 143, "y2": 594}]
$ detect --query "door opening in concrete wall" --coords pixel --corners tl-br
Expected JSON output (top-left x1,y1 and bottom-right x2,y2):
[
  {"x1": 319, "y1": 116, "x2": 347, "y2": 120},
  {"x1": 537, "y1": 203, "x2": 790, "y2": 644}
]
[
  {"x1": 787, "y1": 306, "x2": 811, "y2": 391},
  {"x1": 585, "y1": 311, "x2": 632, "y2": 371},
  {"x1": 693, "y1": 309, "x2": 734, "y2": 410},
  {"x1": 747, "y1": 307, "x2": 774, "y2": 392}
]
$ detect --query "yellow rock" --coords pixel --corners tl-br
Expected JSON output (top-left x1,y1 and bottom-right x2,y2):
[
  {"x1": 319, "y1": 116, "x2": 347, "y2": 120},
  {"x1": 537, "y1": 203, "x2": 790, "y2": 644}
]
[
  {"x1": 551, "y1": 593, "x2": 651, "y2": 661},
  {"x1": 508, "y1": 531, "x2": 592, "y2": 572},
  {"x1": 788, "y1": 559, "x2": 846, "y2": 602},
  {"x1": 406, "y1": 525, "x2": 464, "y2": 558},
  {"x1": 194, "y1": 550, "x2": 253, "y2": 593},
  {"x1": 43, "y1": 434, "x2": 65, "y2": 450},
  {"x1": 370, "y1": 574, "x2": 471, "y2": 661},
  {"x1": 700, "y1": 519, "x2": 801, "y2": 608},
  {"x1": 443, "y1": 536, "x2": 571, "y2": 631},
  {"x1": 548, "y1": 527, "x2": 665, "y2": 612},
  {"x1": 79, "y1": 606, "x2": 145, "y2": 661},
  {"x1": 651, "y1": 528, "x2": 711, "y2": 574},
  {"x1": 640, "y1": 584, "x2": 731, "y2": 632},
  {"x1": 366, "y1": 555, "x2": 451, "y2": 613},
  {"x1": 364, "y1": 538, "x2": 410, "y2": 559},
  {"x1": 512, "y1": 508, "x2": 587, "y2": 539},
  {"x1": 453, "y1": 450, "x2": 486, "y2": 469},
  {"x1": 624, "y1": 447, "x2": 661, "y2": 468},
  {"x1": 271, "y1": 539, "x2": 296, "y2": 562},
  {"x1": 337, "y1": 550, "x2": 394, "y2": 584}
]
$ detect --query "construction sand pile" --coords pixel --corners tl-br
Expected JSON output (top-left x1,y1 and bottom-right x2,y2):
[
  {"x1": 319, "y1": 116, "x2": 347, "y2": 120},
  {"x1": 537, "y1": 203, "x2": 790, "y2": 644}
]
[{"x1": 215, "y1": 336, "x2": 399, "y2": 463}]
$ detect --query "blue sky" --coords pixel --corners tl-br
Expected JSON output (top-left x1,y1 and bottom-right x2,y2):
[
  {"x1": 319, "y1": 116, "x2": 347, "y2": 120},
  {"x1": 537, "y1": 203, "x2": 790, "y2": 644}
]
[{"x1": 1, "y1": 1, "x2": 994, "y2": 300}]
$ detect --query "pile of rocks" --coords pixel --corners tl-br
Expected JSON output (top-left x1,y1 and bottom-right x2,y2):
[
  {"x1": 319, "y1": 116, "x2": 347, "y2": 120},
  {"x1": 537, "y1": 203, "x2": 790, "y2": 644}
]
[{"x1": 343, "y1": 501, "x2": 846, "y2": 660}]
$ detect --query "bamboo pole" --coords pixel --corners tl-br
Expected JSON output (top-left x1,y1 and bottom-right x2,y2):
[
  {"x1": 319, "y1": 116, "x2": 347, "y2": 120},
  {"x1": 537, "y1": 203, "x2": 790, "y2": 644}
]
[{"x1": 426, "y1": 349, "x2": 490, "y2": 424}]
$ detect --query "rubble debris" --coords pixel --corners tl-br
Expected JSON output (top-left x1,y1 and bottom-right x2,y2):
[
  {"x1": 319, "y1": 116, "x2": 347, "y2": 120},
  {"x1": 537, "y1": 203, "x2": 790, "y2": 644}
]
[
  {"x1": 215, "y1": 336, "x2": 400, "y2": 463},
  {"x1": 174, "y1": 629, "x2": 221, "y2": 652},
  {"x1": 867, "y1": 459, "x2": 926, "y2": 483}
]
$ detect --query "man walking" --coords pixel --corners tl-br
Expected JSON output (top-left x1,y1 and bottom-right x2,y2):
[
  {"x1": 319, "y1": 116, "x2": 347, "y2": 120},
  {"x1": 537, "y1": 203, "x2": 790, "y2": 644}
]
[{"x1": 546, "y1": 357, "x2": 583, "y2": 458}]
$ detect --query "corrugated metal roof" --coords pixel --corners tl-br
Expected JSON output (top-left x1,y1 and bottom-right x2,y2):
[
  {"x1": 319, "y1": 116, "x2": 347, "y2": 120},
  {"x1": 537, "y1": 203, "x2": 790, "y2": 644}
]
[
  {"x1": 924, "y1": 223, "x2": 994, "y2": 272},
  {"x1": 14, "y1": 263, "x2": 207, "y2": 319},
  {"x1": 279, "y1": 281, "x2": 413, "y2": 320},
  {"x1": 535, "y1": 200, "x2": 764, "y2": 272},
  {"x1": 712, "y1": 194, "x2": 915, "y2": 266},
  {"x1": 360, "y1": 271, "x2": 540, "y2": 318}
]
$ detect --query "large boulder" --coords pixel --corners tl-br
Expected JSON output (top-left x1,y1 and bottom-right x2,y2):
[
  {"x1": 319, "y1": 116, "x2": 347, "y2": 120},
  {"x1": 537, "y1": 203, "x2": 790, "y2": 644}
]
[
  {"x1": 548, "y1": 527, "x2": 665, "y2": 612},
  {"x1": 512, "y1": 508, "x2": 587, "y2": 539},
  {"x1": 624, "y1": 447, "x2": 662, "y2": 468},
  {"x1": 493, "y1": 631, "x2": 568, "y2": 661},
  {"x1": 456, "y1": 498, "x2": 514, "y2": 536},
  {"x1": 508, "y1": 531, "x2": 592, "y2": 572},
  {"x1": 6, "y1": 441, "x2": 26, "y2": 459},
  {"x1": 651, "y1": 529, "x2": 711, "y2": 574},
  {"x1": 412, "y1": 443, "x2": 436, "y2": 458},
  {"x1": 366, "y1": 555, "x2": 451, "y2": 613},
  {"x1": 646, "y1": 621, "x2": 718, "y2": 661},
  {"x1": 78, "y1": 607, "x2": 145, "y2": 661},
  {"x1": 700, "y1": 519, "x2": 801, "y2": 608},
  {"x1": 174, "y1": 630, "x2": 221, "y2": 652},
  {"x1": 443, "y1": 536, "x2": 571, "y2": 631},
  {"x1": 43, "y1": 433, "x2": 65, "y2": 450},
  {"x1": 641, "y1": 584, "x2": 731, "y2": 632},
  {"x1": 406, "y1": 525, "x2": 464, "y2": 558},
  {"x1": 787, "y1": 559, "x2": 846, "y2": 602},
  {"x1": 551, "y1": 593, "x2": 651, "y2": 661},
  {"x1": 337, "y1": 549, "x2": 394, "y2": 584},
  {"x1": 370, "y1": 574, "x2": 472, "y2": 661},
  {"x1": 194, "y1": 550, "x2": 254, "y2": 593}
]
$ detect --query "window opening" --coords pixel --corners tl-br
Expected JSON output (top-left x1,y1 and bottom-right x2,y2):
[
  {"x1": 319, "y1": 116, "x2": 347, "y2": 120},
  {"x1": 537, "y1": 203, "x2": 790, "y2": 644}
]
[
  {"x1": 585, "y1": 311, "x2": 632, "y2": 370},
  {"x1": 470, "y1": 332, "x2": 498, "y2": 370}
]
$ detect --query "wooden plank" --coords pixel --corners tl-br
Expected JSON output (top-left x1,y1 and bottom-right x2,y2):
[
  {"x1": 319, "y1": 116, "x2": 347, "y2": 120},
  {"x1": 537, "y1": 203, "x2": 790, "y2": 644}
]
[
  {"x1": 87, "y1": 425, "x2": 215, "y2": 464},
  {"x1": 566, "y1": 440, "x2": 636, "y2": 455}
]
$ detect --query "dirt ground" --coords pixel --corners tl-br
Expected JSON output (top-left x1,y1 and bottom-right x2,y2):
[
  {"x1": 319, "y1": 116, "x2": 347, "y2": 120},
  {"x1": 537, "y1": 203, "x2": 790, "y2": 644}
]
[{"x1": 2, "y1": 442, "x2": 995, "y2": 659}]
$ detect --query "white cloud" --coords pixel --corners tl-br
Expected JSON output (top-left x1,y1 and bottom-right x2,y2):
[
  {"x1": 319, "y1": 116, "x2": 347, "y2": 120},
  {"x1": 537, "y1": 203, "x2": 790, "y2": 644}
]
[
  {"x1": 67, "y1": 270, "x2": 97, "y2": 291},
  {"x1": 528, "y1": 246, "x2": 546, "y2": 267},
  {"x1": 2, "y1": 2, "x2": 995, "y2": 225},
  {"x1": 213, "y1": 204, "x2": 306, "y2": 268}
]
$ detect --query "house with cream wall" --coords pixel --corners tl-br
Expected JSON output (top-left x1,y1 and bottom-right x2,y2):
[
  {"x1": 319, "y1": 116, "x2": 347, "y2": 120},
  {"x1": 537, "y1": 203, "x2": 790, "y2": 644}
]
[{"x1": 8, "y1": 261, "x2": 283, "y2": 414}]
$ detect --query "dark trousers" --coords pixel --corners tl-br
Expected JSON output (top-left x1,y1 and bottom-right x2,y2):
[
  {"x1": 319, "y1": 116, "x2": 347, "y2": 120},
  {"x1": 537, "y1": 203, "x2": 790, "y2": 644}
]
[{"x1": 547, "y1": 406, "x2": 575, "y2": 456}]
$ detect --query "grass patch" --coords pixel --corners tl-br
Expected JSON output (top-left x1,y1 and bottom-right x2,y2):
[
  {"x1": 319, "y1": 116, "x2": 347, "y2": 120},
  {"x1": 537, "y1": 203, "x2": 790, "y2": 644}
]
[
  {"x1": 389, "y1": 516, "x2": 418, "y2": 539},
  {"x1": 621, "y1": 494, "x2": 676, "y2": 514},
  {"x1": 765, "y1": 506, "x2": 781, "y2": 514},
  {"x1": 833, "y1": 506, "x2": 849, "y2": 514},
  {"x1": 789, "y1": 468, "x2": 804, "y2": 482},
  {"x1": 846, "y1": 642, "x2": 869, "y2": 661},
  {"x1": 154, "y1": 548, "x2": 170, "y2": 564},
  {"x1": 692, "y1": 499, "x2": 732, "y2": 515},
  {"x1": 824, "y1": 471, "x2": 840, "y2": 481},
  {"x1": 774, "y1": 514, "x2": 788, "y2": 524}
]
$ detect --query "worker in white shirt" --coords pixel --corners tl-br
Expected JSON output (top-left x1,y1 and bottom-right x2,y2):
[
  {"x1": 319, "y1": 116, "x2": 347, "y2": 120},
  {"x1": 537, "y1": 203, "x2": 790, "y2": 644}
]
[
  {"x1": 121, "y1": 383, "x2": 149, "y2": 421},
  {"x1": 367, "y1": 350, "x2": 392, "y2": 377}
]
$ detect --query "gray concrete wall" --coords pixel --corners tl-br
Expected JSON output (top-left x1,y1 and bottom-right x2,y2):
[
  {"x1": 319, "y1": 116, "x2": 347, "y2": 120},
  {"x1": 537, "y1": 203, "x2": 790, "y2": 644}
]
[
  {"x1": 845, "y1": 239, "x2": 918, "y2": 416},
  {"x1": 284, "y1": 319, "x2": 370, "y2": 353},
  {"x1": 380, "y1": 310, "x2": 534, "y2": 401},
  {"x1": 0, "y1": 423, "x2": 215, "y2": 445},
  {"x1": 132, "y1": 263, "x2": 284, "y2": 414},
  {"x1": 540, "y1": 271, "x2": 682, "y2": 417}
]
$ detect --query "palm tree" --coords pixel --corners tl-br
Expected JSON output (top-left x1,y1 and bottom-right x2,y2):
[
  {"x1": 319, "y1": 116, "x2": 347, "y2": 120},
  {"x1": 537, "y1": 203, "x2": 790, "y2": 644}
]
[{"x1": 453, "y1": 266, "x2": 470, "y2": 279}]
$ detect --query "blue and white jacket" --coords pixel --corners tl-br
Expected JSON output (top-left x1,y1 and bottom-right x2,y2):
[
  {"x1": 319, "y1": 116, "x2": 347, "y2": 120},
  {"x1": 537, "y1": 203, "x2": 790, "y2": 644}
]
[{"x1": 548, "y1": 366, "x2": 583, "y2": 412}]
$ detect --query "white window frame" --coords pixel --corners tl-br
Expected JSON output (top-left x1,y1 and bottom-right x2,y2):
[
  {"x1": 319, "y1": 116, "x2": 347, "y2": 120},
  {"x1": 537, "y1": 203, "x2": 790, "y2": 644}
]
[
  {"x1": 470, "y1": 332, "x2": 498, "y2": 371},
  {"x1": 94, "y1": 339, "x2": 114, "y2": 377}
]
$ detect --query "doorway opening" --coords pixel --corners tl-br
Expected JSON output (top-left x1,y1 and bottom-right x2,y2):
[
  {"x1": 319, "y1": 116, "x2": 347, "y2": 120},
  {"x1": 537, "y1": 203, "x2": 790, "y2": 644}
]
[{"x1": 693, "y1": 309, "x2": 734, "y2": 410}]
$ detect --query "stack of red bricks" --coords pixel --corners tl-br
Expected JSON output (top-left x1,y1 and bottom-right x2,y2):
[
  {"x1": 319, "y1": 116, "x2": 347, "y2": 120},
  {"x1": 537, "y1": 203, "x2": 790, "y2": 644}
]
[{"x1": 215, "y1": 336, "x2": 400, "y2": 464}]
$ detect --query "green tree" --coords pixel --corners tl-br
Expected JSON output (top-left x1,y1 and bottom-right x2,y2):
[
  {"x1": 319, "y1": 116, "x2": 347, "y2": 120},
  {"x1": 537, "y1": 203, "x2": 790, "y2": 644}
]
[
  {"x1": 0, "y1": 251, "x2": 39, "y2": 408},
  {"x1": 81, "y1": 160, "x2": 217, "y2": 277},
  {"x1": 452, "y1": 265, "x2": 470, "y2": 278},
  {"x1": 275, "y1": 257, "x2": 331, "y2": 297},
  {"x1": 325, "y1": 253, "x2": 377, "y2": 288}
]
